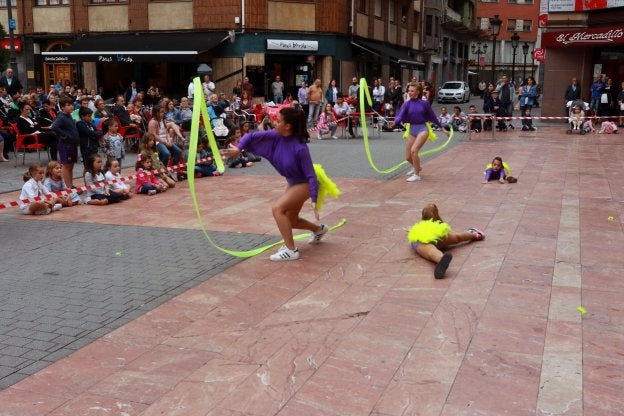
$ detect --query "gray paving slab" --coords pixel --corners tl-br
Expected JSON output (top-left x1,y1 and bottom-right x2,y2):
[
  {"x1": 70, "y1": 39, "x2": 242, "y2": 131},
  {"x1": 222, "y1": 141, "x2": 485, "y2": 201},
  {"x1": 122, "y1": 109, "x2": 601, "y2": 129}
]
[{"x1": 0, "y1": 217, "x2": 274, "y2": 388}]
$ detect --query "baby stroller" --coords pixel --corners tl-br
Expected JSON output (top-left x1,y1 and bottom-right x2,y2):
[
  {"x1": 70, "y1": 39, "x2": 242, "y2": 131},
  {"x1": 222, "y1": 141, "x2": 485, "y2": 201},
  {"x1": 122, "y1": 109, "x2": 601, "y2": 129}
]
[{"x1": 566, "y1": 99, "x2": 589, "y2": 135}]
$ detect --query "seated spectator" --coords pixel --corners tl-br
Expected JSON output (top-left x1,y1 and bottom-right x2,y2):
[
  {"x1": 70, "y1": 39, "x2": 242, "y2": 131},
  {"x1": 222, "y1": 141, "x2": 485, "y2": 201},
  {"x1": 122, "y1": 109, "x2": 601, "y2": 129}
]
[
  {"x1": 16, "y1": 99, "x2": 58, "y2": 161},
  {"x1": 468, "y1": 105, "x2": 482, "y2": 133},
  {"x1": 37, "y1": 99, "x2": 58, "y2": 128},
  {"x1": 111, "y1": 95, "x2": 138, "y2": 134},
  {"x1": 438, "y1": 106, "x2": 452, "y2": 131},
  {"x1": 450, "y1": 106, "x2": 467, "y2": 132}
]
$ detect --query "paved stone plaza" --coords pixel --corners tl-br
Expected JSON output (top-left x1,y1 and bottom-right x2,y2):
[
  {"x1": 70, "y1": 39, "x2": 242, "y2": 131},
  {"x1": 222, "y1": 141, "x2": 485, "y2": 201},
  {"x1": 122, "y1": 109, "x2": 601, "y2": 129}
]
[{"x1": 0, "y1": 124, "x2": 623, "y2": 415}]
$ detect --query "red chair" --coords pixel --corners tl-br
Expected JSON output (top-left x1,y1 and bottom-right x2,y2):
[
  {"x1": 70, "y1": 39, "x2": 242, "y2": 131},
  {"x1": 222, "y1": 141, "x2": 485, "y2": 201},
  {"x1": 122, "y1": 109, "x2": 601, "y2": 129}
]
[
  {"x1": 10, "y1": 122, "x2": 49, "y2": 166},
  {"x1": 253, "y1": 104, "x2": 264, "y2": 127},
  {"x1": 114, "y1": 116, "x2": 141, "y2": 150}
]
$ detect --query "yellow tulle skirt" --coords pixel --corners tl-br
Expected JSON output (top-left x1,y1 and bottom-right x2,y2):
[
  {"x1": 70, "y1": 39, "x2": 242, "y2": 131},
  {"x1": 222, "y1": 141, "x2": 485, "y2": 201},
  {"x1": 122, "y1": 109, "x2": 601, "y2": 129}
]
[
  {"x1": 313, "y1": 164, "x2": 341, "y2": 212},
  {"x1": 407, "y1": 219, "x2": 451, "y2": 244}
]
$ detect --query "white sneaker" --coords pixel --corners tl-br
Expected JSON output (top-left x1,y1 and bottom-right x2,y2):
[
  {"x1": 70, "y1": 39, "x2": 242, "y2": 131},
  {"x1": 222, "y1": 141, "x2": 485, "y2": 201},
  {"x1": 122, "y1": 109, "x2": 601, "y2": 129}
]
[
  {"x1": 308, "y1": 224, "x2": 328, "y2": 244},
  {"x1": 52, "y1": 203, "x2": 63, "y2": 211},
  {"x1": 406, "y1": 169, "x2": 415, "y2": 176},
  {"x1": 406, "y1": 174, "x2": 422, "y2": 182},
  {"x1": 331, "y1": 135, "x2": 338, "y2": 140},
  {"x1": 270, "y1": 245, "x2": 300, "y2": 261}
]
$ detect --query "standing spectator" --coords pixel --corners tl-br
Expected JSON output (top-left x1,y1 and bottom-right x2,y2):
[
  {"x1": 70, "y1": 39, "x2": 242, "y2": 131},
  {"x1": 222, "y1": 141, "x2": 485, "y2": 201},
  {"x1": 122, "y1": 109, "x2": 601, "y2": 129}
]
[
  {"x1": 600, "y1": 77, "x2": 616, "y2": 117},
  {"x1": 564, "y1": 77, "x2": 581, "y2": 119},
  {"x1": 590, "y1": 75, "x2": 605, "y2": 112},
  {"x1": 271, "y1": 75, "x2": 285, "y2": 104},
  {"x1": 76, "y1": 107, "x2": 102, "y2": 169},
  {"x1": 324, "y1": 79, "x2": 339, "y2": 107},
  {"x1": 348, "y1": 77, "x2": 359, "y2": 100},
  {"x1": 124, "y1": 80, "x2": 138, "y2": 105},
  {"x1": 187, "y1": 77, "x2": 195, "y2": 100},
  {"x1": 0, "y1": 68, "x2": 23, "y2": 97},
  {"x1": 372, "y1": 79, "x2": 385, "y2": 124},
  {"x1": 478, "y1": 80, "x2": 487, "y2": 98},
  {"x1": 50, "y1": 96, "x2": 79, "y2": 186},
  {"x1": 496, "y1": 75, "x2": 515, "y2": 129},
  {"x1": 307, "y1": 78, "x2": 323, "y2": 126},
  {"x1": 519, "y1": 76, "x2": 537, "y2": 113},
  {"x1": 232, "y1": 79, "x2": 242, "y2": 98},
  {"x1": 386, "y1": 79, "x2": 402, "y2": 110},
  {"x1": 202, "y1": 74, "x2": 216, "y2": 102},
  {"x1": 297, "y1": 81, "x2": 309, "y2": 118},
  {"x1": 242, "y1": 76, "x2": 254, "y2": 100}
]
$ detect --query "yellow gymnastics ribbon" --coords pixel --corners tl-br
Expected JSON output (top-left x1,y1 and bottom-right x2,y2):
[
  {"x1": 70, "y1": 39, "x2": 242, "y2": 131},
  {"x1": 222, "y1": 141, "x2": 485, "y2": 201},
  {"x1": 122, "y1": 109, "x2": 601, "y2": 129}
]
[
  {"x1": 358, "y1": 77, "x2": 453, "y2": 175},
  {"x1": 187, "y1": 77, "x2": 345, "y2": 258}
]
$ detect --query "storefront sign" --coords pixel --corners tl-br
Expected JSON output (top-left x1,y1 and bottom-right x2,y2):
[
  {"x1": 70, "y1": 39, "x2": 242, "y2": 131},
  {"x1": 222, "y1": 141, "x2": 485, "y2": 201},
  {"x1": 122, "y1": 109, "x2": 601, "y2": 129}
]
[
  {"x1": 549, "y1": 0, "x2": 624, "y2": 11},
  {"x1": 1, "y1": 37, "x2": 21, "y2": 52},
  {"x1": 266, "y1": 39, "x2": 318, "y2": 51},
  {"x1": 542, "y1": 27, "x2": 624, "y2": 47},
  {"x1": 533, "y1": 48, "x2": 545, "y2": 62}
]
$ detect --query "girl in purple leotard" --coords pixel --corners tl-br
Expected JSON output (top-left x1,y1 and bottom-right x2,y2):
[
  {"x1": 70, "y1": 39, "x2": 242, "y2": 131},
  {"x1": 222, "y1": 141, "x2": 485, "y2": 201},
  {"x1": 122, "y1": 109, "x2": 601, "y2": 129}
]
[{"x1": 221, "y1": 107, "x2": 328, "y2": 262}]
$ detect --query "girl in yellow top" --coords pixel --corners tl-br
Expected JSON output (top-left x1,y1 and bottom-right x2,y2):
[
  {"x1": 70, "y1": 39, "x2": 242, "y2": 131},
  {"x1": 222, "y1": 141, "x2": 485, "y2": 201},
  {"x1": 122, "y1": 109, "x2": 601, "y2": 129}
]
[{"x1": 408, "y1": 203, "x2": 485, "y2": 279}]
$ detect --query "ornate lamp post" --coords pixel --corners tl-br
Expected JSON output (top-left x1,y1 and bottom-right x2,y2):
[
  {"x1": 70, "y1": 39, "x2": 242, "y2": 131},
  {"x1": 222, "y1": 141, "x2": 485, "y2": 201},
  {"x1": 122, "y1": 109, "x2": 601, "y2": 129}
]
[
  {"x1": 522, "y1": 42, "x2": 530, "y2": 81},
  {"x1": 489, "y1": 15, "x2": 502, "y2": 83},
  {"x1": 510, "y1": 32, "x2": 520, "y2": 87},
  {"x1": 471, "y1": 42, "x2": 488, "y2": 77}
]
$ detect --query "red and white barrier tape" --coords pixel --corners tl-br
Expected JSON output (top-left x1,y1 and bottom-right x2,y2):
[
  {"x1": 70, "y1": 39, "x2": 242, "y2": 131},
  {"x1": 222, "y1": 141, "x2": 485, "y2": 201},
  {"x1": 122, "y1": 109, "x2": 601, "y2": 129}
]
[{"x1": 0, "y1": 157, "x2": 214, "y2": 210}]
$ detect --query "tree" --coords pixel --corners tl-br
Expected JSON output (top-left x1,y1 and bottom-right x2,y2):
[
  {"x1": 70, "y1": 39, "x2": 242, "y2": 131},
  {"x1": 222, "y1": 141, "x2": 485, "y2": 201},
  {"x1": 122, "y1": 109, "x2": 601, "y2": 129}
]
[{"x1": 0, "y1": 23, "x2": 9, "y2": 71}]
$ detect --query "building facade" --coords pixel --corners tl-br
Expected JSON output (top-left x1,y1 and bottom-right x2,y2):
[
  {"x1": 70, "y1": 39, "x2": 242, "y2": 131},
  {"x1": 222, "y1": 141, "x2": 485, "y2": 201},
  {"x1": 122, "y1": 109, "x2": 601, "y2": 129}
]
[
  {"x1": 473, "y1": 0, "x2": 540, "y2": 87},
  {"x1": 1, "y1": 0, "x2": 431, "y2": 100},
  {"x1": 540, "y1": 6, "x2": 624, "y2": 117}
]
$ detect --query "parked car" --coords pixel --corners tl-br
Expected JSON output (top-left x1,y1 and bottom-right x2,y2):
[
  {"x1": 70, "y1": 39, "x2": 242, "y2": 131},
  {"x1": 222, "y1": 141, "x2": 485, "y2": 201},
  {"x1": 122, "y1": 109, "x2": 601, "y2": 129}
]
[{"x1": 437, "y1": 81, "x2": 471, "y2": 103}]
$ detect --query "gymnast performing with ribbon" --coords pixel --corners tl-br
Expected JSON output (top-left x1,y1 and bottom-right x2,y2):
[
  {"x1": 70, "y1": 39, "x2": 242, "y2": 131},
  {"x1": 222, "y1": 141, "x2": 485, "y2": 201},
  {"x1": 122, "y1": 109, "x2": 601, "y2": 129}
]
[
  {"x1": 357, "y1": 79, "x2": 452, "y2": 177},
  {"x1": 220, "y1": 106, "x2": 340, "y2": 261},
  {"x1": 387, "y1": 81, "x2": 444, "y2": 182}
]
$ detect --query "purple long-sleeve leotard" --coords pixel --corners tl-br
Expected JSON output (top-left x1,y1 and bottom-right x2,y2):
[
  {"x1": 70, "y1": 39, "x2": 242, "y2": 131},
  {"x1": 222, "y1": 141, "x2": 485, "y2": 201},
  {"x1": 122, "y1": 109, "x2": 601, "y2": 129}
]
[
  {"x1": 236, "y1": 130, "x2": 319, "y2": 203},
  {"x1": 394, "y1": 98, "x2": 442, "y2": 136}
]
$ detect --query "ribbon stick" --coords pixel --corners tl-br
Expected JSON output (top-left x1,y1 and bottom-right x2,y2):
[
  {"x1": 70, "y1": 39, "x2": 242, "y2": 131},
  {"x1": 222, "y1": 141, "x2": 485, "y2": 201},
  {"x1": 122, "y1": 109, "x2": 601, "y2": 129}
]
[
  {"x1": 186, "y1": 77, "x2": 346, "y2": 258},
  {"x1": 357, "y1": 78, "x2": 453, "y2": 174}
]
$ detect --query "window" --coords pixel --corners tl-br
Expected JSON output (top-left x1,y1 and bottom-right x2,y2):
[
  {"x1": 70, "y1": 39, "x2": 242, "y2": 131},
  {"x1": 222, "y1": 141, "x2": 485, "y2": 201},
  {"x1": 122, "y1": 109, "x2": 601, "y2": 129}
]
[
  {"x1": 509, "y1": 0, "x2": 534, "y2": 3},
  {"x1": 374, "y1": 0, "x2": 381, "y2": 17},
  {"x1": 426, "y1": 14, "x2": 433, "y2": 36},
  {"x1": 90, "y1": 0, "x2": 126, "y2": 3},
  {"x1": 358, "y1": 0, "x2": 366, "y2": 13},
  {"x1": 480, "y1": 17, "x2": 490, "y2": 30},
  {"x1": 507, "y1": 18, "x2": 532, "y2": 32},
  {"x1": 0, "y1": 0, "x2": 17, "y2": 6},
  {"x1": 36, "y1": 0, "x2": 70, "y2": 5},
  {"x1": 389, "y1": 0, "x2": 395, "y2": 23}
]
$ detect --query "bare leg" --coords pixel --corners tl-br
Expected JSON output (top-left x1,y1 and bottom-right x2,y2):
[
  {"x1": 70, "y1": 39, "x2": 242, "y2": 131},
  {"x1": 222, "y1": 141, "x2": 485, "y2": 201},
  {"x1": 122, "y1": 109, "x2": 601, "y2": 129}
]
[
  {"x1": 437, "y1": 231, "x2": 477, "y2": 248},
  {"x1": 62, "y1": 163, "x2": 74, "y2": 188},
  {"x1": 410, "y1": 130, "x2": 429, "y2": 175},
  {"x1": 272, "y1": 183, "x2": 318, "y2": 250},
  {"x1": 166, "y1": 122, "x2": 184, "y2": 140},
  {"x1": 405, "y1": 135, "x2": 416, "y2": 168}
]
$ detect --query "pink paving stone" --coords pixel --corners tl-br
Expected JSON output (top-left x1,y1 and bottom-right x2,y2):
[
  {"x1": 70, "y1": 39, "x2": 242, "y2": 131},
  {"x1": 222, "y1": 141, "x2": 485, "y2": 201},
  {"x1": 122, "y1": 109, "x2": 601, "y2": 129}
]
[
  {"x1": 46, "y1": 393, "x2": 148, "y2": 416},
  {"x1": 484, "y1": 282, "x2": 552, "y2": 318},
  {"x1": 0, "y1": 388, "x2": 69, "y2": 416},
  {"x1": 444, "y1": 350, "x2": 543, "y2": 416},
  {"x1": 373, "y1": 377, "x2": 454, "y2": 416}
]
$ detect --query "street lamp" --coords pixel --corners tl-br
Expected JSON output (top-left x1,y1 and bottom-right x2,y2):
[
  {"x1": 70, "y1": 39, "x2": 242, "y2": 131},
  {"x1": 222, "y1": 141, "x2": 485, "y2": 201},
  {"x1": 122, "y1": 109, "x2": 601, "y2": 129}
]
[
  {"x1": 471, "y1": 42, "x2": 488, "y2": 77},
  {"x1": 510, "y1": 32, "x2": 520, "y2": 87},
  {"x1": 522, "y1": 42, "x2": 530, "y2": 81},
  {"x1": 489, "y1": 15, "x2": 502, "y2": 84}
]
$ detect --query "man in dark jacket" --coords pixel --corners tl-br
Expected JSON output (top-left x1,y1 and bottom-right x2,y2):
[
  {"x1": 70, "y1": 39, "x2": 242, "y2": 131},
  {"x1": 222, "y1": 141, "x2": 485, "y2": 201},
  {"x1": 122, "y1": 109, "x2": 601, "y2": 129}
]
[
  {"x1": 0, "y1": 68, "x2": 23, "y2": 97},
  {"x1": 564, "y1": 77, "x2": 582, "y2": 119}
]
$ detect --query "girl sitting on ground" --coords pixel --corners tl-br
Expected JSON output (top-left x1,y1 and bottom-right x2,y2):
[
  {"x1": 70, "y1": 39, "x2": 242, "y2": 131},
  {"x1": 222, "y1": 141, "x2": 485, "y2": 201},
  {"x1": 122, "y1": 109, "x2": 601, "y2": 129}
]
[
  {"x1": 135, "y1": 151, "x2": 166, "y2": 195},
  {"x1": 83, "y1": 153, "x2": 125, "y2": 205},
  {"x1": 317, "y1": 103, "x2": 338, "y2": 140},
  {"x1": 43, "y1": 161, "x2": 81, "y2": 206},
  {"x1": 104, "y1": 158, "x2": 132, "y2": 199},
  {"x1": 138, "y1": 132, "x2": 176, "y2": 189},
  {"x1": 19, "y1": 163, "x2": 63, "y2": 215},
  {"x1": 408, "y1": 203, "x2": 485, "y2": 279},
  {"x1": 184, "y1": 137, "x2": 221, "y2": 178}
]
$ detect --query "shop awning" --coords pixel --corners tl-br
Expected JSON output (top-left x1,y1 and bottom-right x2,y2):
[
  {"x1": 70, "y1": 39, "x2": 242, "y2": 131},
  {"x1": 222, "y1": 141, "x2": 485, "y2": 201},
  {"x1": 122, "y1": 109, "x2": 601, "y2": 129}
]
[
  {"x1": 351, "y1": 38, "x2": 425, "y2": 66},
  {"x1": 41, "y1": 32, "x2": 228, "y2": 63}
]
